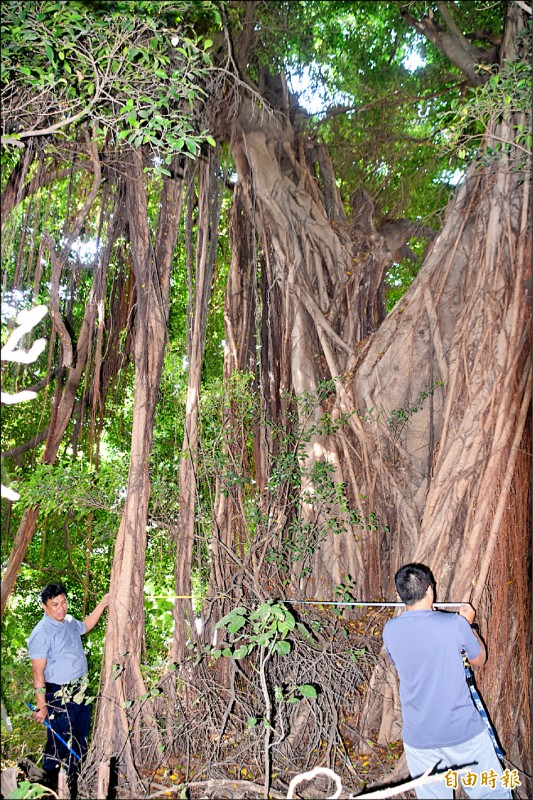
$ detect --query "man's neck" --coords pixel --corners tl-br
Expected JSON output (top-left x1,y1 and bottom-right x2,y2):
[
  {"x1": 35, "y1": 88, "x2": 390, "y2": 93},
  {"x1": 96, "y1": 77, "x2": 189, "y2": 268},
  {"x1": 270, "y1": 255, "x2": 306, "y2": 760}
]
[{"x1": 405, "y1": 597, "x2": 434, "y2": 611}]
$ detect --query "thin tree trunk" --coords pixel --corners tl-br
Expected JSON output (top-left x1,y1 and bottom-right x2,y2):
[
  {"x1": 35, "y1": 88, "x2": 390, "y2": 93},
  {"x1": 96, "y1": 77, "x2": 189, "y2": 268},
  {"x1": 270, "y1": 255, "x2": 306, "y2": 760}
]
[
  {"x1": 87, "y1": 149, "x2": 184, "y2": 795},
  {"x1": 171, "y1": 148, "x2": 222, "y2": 663}
]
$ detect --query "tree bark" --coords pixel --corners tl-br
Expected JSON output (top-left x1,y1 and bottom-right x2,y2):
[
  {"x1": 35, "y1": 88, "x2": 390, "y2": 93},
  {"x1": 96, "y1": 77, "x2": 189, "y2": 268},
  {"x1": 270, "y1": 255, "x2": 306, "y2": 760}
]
[
  {"x1": 214, "y1": 91, "x2": 398, "y2": 603},
  {"x1": 87, "y1": 149, "x2": 184, "y2": 795},
  {"x1": 351, "y1": 3, "x2": 531, "y2": 774},
  {"x1": 0, "y1": 142, "x2": 37, "y2": 230},
  {"x1": 171, "y1": 148, "x2": 223, "y2": 664}
]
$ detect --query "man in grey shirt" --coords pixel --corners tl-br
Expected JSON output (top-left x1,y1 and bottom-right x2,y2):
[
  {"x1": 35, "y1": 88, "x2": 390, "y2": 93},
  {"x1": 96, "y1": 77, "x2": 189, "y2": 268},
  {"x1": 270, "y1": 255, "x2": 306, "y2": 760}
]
[
  {"x1": 28, "y1": 582, "x2": 108, "y2": 795},
  {"x1": 383, "y1": 563, "x2": 511, "y2": 799}
]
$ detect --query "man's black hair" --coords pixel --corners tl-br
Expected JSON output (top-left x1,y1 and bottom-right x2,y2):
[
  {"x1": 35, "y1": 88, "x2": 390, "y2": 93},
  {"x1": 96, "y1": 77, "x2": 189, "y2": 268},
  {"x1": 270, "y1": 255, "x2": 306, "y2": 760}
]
[
  {"x1": 40, "y1": 583, "x2": 68, "y2": 605},
  {"x1": 394, "y1": 563, "x2": 435, "y2": 605}
]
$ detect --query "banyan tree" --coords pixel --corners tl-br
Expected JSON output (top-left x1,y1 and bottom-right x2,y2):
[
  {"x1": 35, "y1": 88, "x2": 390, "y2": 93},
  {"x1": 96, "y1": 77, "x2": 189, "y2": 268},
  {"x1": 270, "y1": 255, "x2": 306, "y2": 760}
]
[{"x1": 1, "y1": 1, "x2": 530, "y2": 797}]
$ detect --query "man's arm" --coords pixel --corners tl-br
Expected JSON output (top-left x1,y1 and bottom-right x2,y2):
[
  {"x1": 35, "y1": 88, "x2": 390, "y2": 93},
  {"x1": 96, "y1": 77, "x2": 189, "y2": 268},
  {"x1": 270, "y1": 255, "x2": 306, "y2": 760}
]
[
  {"x1": 82, "y1": 593, "x2": 109, "y2": 633},
  {"x1": 31, "y1": 659, "x2": 48, "y2": 723},
  {"x1": 468, "y1": 630, "x2": 487, "y2": 668},
  {"x1": 458, "y1": 602, "x2": 487, "y2": 668}
]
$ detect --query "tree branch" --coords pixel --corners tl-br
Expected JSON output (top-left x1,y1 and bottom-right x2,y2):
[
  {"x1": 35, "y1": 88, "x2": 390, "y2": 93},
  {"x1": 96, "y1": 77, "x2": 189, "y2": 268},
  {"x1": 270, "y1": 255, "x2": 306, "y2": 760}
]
[
  {"x1": 42, "y1": 132, "x2": 102, "y2": 368},
  {"x1": 1, "y1": 426, "x2": 50, "y2": 462},
  {"x1": 397, "y1": 2, "x2": 499, "y2": 86},
  {"x1": 514, "y1": 0, "x2": 532, "y2": 14}
]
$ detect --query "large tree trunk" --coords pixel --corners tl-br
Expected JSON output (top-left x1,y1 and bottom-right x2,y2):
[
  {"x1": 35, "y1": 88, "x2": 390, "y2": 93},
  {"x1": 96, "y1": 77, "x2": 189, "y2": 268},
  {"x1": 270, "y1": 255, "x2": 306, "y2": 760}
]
[
  {"x1": 210, "y1": 85, "x2": 397, "y2": 607},
  {"x1": 86, "y1": 149, "x2": 184, "y2": 796},
  {"x1": 214, "y1": 0, "x2": 531, "y2": 777},
  {"x1": 348, "y1": 6, "x2": 531, "y2": 779}
]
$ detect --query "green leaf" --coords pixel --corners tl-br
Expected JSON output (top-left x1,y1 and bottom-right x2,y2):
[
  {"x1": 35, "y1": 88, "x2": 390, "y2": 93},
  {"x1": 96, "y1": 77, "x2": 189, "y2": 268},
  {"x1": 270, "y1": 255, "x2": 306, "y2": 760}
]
[
  {"x1": 299, "y1": 684, "x2": 317, "y2": 698},
  {"x1": 274, "y1": 640, "x2": 291, "y2": 655},
  {"x1": 227, "y1": 615, "x2": 246, "y2": 633},
  {"x1": 121, "y1": 699, "x2": 134, "y2": 709},
  {"x1": 5, "y1": 780, "x2": 48, "y2": 799},
  {"x1": 247, "y1": 716, "x2": 258, "y2": 727},
  {"x1": 253, "y1": 602, "x2": 274, "y2": 620},
  {"x1": 297, "y1": 622, "x2": 312, "y2": 640},
  {"x1": 216, "y1": 607, "x2": 248, "y2": 628}
]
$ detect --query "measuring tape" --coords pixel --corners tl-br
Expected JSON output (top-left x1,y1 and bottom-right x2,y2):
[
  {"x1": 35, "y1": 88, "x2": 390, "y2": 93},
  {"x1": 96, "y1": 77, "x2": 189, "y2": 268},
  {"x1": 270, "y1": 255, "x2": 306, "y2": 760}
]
[{"x1": 144, "y1": 595, "x2": 464, "y2": 609}]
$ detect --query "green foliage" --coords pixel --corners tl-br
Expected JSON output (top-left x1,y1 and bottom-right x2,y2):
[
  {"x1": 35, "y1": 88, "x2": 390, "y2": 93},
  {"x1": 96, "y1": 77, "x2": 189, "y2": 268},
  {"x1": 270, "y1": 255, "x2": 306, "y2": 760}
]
[
  {"x1": 213, "y1": 600, "x2": 297, "y2": 659},
  {"x1": 1, "y1": 0, "x2": 222, "y2": 169},
  {"x1": 438, "y1": 54, "x2": 532, "y2": 170},
  {"x1": 259, "y1": 384, "x2": 389, "y2": 583},
  {"x1": 6, "y1": 781, "x2": 49, "y2": 799},
  {"x1": 328, "y1": 574, "x2": 358, "y2": 617},
  {"x1": 251, "y1": 1, "x2": 480, "y2": 223},
  {"x1": 387, "y1": 381, "x2": 445, "y2": 439},
  {"x1": 195, "y1": 375, "x2": 390, "y2": 590},
  {"x1": 15, "y1": 457, "x2": 126, "y2": 516},
  {"x1": 143, "y1": 577, "x2": 176, "y2": 661},
  {"x1": 213, "y1": 600, "x2": 318, "y2": 731},
  {"x1": 334, "y1": 574, "x2": 357, "y2": 603}
]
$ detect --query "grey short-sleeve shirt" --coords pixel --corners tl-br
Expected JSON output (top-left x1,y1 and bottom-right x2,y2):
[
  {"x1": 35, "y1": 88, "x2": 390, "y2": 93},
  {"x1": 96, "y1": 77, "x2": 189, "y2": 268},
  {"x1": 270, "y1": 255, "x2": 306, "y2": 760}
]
[
  {"x1": 383, "y1": 610, "x2": 485, "y2": 748},
  {"x1": 28, "y1": 614, "x2": 88, "y2": 685}
]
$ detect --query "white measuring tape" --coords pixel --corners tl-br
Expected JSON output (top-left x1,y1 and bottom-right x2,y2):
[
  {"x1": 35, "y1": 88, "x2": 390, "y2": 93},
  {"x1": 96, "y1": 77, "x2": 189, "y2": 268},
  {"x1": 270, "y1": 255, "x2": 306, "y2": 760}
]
[{"x1": 145, "y1": 595, "x2": 464, "y2": 609}]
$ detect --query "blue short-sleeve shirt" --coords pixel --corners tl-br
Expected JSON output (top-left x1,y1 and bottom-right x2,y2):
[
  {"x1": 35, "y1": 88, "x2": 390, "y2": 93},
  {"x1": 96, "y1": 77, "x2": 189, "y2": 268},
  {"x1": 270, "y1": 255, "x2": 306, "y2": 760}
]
[
  {"x1": 28, "y1": 614, "x2": 88, "y2": 685},
  {"x1": 383, "y1": 610, "x2": 485, "y2": 748}
]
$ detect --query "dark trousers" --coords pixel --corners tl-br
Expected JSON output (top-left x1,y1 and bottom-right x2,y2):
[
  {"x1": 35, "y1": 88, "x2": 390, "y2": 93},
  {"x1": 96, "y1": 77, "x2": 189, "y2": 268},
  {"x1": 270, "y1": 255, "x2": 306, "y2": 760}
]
[{"x1": 43, "y1": 682, "x2": 91, "y2": 777}]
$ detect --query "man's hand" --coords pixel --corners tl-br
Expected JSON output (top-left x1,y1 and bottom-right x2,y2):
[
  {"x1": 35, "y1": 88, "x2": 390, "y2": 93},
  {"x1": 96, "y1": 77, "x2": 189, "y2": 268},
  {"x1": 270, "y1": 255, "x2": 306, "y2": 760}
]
[
  {"x1": 33, "y1": 704, "x2": 48, "y2": 724},
  {"x1": 83, "y1": 592, "x2": 110, "y2": 632},
  {"x1": 459, "y1": 603, "x2": 487, "y2": 668},
  {"x1": 458, "y1": 602, "x2": 476, "y2": 625}
]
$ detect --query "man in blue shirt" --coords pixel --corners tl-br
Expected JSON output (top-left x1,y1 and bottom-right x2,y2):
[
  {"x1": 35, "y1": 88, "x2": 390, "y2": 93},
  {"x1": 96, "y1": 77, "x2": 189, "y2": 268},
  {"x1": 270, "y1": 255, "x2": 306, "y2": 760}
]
[
  {"x1": 383, "y1": 563, "x2": 510, "y2": 799},
  {"x1": 28, "y1": 582, "x2": 108, "y2": 795}
]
